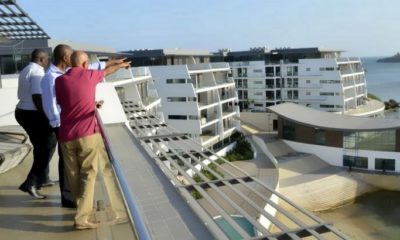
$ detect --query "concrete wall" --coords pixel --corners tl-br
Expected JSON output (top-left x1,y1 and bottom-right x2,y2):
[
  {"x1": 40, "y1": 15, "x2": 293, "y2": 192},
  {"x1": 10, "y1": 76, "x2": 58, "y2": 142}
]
[{"x1": 240, "y1": 112, "x2": 277, "y2": 132}]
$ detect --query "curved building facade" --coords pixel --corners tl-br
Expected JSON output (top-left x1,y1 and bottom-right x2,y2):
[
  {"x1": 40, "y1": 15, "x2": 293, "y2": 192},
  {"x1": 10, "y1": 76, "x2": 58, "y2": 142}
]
[{"x1": 269, "y1": 103, "x2": 400, "y2": 172}]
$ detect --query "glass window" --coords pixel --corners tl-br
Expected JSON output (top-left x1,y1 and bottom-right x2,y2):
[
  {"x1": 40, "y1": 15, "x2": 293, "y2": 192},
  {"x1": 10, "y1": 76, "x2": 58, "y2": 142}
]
[
  {"x1": 188, "y1": 115, "x2": 199, "y2": 120},
  {"x1": 343, "y1": 155, "x2": 368, "y2": 169},
  {"x1": 315, "y1": 129, "x2": 326, "y2": 145},
  {"x1": 166, "y1": 79, "x2": 186, "y2": 84},
  {"x1": 375, "y1": 158, "x2": 395, "y2": 171},
  {"x1": 167, "y1": 97, "x2": 186, "y2": 102},
  {"x1": 343, "y1": 131, "x2": 396, "y2": 152},
  {"x1": 293, "y1": 90, "x2": 298, "y2": 99},
  {"x1": 168, "y1": 115, "x2": 187, "y2": 120},
  {"x1": 282, "y1": 120, "x2": 295, "y2": 140},
  {"x1": 265, "y1": 67, "x2": 274, "y2": 76}
]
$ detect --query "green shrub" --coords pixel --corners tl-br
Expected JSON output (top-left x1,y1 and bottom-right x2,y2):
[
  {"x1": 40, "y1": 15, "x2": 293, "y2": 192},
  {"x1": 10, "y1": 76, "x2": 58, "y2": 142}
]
[{"x1": 224, "y1": 132, "x2": 253, "y2": 161}]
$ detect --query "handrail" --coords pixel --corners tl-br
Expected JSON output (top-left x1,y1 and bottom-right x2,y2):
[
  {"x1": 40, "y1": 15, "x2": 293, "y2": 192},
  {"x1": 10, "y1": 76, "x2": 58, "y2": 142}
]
[{"x1": 96, "y1": 112, "x2": 151, "y2": 240}]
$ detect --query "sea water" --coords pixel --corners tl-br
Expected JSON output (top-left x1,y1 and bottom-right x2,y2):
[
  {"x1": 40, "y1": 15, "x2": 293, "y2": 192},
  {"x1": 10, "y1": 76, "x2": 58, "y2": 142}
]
[{"x1": 316, "y1": 57, "x2": 400, "y2": 239}]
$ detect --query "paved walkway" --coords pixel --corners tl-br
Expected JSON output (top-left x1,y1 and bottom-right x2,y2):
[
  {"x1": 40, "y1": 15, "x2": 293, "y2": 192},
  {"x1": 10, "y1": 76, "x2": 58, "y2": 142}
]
[
  {"x1": 264, "y1": 135, "x2": 376, "y2": 212},
  {"x1": 0, "y1": 129, "x2": 136, "y2": 240}
]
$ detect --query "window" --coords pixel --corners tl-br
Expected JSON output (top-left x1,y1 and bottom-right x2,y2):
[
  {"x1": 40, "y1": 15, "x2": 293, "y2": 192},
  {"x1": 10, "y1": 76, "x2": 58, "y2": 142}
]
[
  {"x1": 375, "y1": 158, "x2": 395, "y2": 171},
  {"x1": 319, "y1": 67, "x2": 335, "y2": 71},
  {"x1": 265, "y1": 67, "x2": 274, "y2": 76},
  {"x1": 320, "y1": 92, "x2": 335, "y2": 96},
  {"x1": 254, "y1": 103, "x2": 263, "y2": 107},
  {"x1": 254, "y1": 81, "x2": 263, "y2": 84},
  {"x1": 282, "y1": 120, "x2": 295, "y2": 140},
  {"x1": 266, "y1": 79, "x2": 274, "y2": 88},
  {"x1": 254, "y1": 92, "x2": 263, "y2": 96},
  {"x1": 320, "y1": 80, "x2": 341, "y2": 84},
  {"x1": 187, "y1": 97, "x2": 197, "y2": 102},
  {"x1": 293, "y1": 90, "x2": 298, "y2": 99},
  {"x1": 287, "y1": 66, "x2": 293, "y2": 76},
  {"x1": 253, "y1": 69, "x2": 262, "y2": 73},
  {"x1": 243, "y1": 79, "x2": 248, "y2": 88},
  {"x1": 293, "y1": 78, "x2": 298, "y2": 88},
  {"x1": 168, "y1": 115, "x2": 187, "y2": 120},
  {"x1": 306, "y1": 68, "x2": 311, "y2": 71},
  {"x1": 287, "y1": 78, "x2": 292, "y2": 88},
  {"x1": 306, "y1": 92, "x2": 311, "y2": 96},
  {"x1": 320, "y1": 104, "x2": 335, "y2": 108},
  {"x1": 166, "y1": 79, "x2": 186, "y2": 84},
  {"x1": 275, "y1": 66, "x2": 281, "y2": 76},
  {"x1": 343, "y1": 131, "x2": 396, "y2": 152},
  {"x1": 343, "y1": 155, "x2": 368, "y2": 169},
  {"x1": 167, "y1": 97, "x2": 186, "y2": 102},
  {"x1": 238, "y1": 68, "x2": 248, "y2": 77},
  {"x1": 306, "y1": 80, "x2": 311, "y2": 84},
  {"x1": 266, "y1": 91, "x2": 275, "y2": 100},
  {"x1": 188, "y1": 115, "x2": 199, "y2": 120},
  {"x1": 315, "y1": 129, "x2": 326, "y2": 145}
]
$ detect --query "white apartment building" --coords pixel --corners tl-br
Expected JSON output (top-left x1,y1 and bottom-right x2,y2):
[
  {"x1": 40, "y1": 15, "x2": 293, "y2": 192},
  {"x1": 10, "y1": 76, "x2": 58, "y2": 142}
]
[
  {"x1": 149, "y1": 63, "x2": 240, "y2": 151},
  {"x1": 226, "y1": 47, "x2": 384, "y2": 116}
]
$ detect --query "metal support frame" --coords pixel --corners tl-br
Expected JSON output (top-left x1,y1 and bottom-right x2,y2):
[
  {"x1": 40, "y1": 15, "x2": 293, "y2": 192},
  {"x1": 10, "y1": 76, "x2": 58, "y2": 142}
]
[
  {"x1": 0, "y1": 0, "x2": 50, "y2": 40},
  {"x1": 122, "y1": 102, "x2": 349, "y2": 240}
]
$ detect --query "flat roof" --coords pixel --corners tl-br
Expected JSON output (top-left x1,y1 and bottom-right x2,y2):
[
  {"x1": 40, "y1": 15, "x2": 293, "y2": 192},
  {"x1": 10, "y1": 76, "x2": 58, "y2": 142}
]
[
  {"x1": 0, "y1": 0, "x2": 50, "y2": 40},
  {"x1": 268, "y1": 103, "x2": 400, "y2": 131},
  {"x1": 127, "y1": 48, "x2": 212, "y2": 57}
]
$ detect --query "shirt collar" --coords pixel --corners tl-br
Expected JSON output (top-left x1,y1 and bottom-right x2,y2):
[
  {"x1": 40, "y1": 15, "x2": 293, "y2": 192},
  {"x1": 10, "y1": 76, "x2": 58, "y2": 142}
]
[
  {"x1": 49, "y1": 64, "x2": 66, "y2": 74},
  {"x1": 31, "y1": 62, "x2": 44, "y2": 70}
]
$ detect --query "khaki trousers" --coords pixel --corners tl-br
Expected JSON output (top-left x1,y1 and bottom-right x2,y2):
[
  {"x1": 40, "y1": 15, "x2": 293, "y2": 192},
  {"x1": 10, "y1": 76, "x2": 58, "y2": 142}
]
[{"x1": 61, "y1": 133, "x2": 126, "y2": 224}]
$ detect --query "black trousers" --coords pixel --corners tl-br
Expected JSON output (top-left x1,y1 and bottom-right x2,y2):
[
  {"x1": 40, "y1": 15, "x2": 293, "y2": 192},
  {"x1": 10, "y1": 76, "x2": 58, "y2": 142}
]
[
  {"x1": 15, "y1": 108, "x2": 57, "y2": 188},
  {"x1": 53, "y1": 127, "x2": 73, "y2": 203}
]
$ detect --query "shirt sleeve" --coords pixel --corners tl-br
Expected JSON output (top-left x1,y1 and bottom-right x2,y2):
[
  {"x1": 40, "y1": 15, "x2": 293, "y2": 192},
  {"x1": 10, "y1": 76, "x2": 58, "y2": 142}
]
[
  {"x1": 41, "y1": 74, "x2": 60, "y2": 128},
  {"x1": 89, "y1": 61, "x2": 106, "y2": 70},
  {"x1": 30, "y1": 71, "x2": 44, "y2": 94},
  {"x1": 89, "y1": 70, "x2": 105, "y2": 84}
]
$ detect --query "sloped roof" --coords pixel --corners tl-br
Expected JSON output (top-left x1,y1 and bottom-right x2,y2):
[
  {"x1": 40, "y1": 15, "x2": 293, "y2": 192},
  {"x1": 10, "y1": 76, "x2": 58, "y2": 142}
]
[{"x1": 0, "y1": 0, "x2": 49, "y2": 40}]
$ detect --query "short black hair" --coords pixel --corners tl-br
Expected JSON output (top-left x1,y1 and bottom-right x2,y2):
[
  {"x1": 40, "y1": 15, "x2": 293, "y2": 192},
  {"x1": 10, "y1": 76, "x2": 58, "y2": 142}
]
[
  {"x1": 31, "y1": 48, "x2": 48, "y2": 62},
  {"x1": 53, "y1": 44, "x2": 72, "y2": 64}
]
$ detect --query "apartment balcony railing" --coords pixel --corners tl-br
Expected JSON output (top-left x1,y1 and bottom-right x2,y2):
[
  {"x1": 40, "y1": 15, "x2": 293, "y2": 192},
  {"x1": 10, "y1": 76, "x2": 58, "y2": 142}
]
[
  {"x1": 340, "y1": 68, "x2": 364, "y2": 75},
  {"x1": 131, "y1": 67, "x2": 151, "y2": 78},
  {"x1": 336, "y1": 57, "x2": 360, "y2": 63}
]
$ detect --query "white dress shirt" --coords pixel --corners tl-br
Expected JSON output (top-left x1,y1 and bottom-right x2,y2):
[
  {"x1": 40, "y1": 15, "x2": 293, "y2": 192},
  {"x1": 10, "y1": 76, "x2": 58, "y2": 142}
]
[
  {"x1": 41, "y1": 62, "x2": 106, "y2": 128},
  {"x1": 16, "y1": 62, "x2": 45, "y2": 111}
]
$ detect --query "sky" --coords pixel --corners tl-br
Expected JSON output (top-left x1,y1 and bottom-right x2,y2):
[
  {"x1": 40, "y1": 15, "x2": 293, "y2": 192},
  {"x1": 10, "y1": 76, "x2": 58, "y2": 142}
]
[{"x1": 18, "y1": 0, "x2": 400, "y2": 57}]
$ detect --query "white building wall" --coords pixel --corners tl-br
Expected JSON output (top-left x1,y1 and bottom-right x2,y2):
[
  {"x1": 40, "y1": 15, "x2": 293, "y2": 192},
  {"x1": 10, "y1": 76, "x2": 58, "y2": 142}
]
[
  {"x1": 230, "y1": 57, "x2": 371, "y2": 115},
  {"x1": 150, "y1": 64, "x2": 239, "y2": 149}
]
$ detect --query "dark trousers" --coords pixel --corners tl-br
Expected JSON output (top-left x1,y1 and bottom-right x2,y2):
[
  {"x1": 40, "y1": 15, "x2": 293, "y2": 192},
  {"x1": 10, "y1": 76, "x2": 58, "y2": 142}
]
[
  {"x1": 15, "y1": 108, "x2": 57, "y2": 188},
  {"x1": 53, "y1": 127, "x2": 73, "y2": 203}
]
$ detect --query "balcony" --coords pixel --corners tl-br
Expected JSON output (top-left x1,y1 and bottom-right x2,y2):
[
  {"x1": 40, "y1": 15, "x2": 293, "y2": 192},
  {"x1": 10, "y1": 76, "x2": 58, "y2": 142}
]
[{"x1": 336, "y1": 57, "x2": 360, "y2": 63}]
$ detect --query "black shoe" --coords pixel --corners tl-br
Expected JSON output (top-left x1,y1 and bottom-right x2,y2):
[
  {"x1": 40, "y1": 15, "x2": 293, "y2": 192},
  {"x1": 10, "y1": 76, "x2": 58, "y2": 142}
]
[
  {"x1": 61, "y1": 199, "x2": 76, "y2": 208},
  {"x1": 19, "y1": 185, "x2": 47, "y2": 199},
  {"x1": 39, "y1": 180, "x2": 58, "y2": 188}
]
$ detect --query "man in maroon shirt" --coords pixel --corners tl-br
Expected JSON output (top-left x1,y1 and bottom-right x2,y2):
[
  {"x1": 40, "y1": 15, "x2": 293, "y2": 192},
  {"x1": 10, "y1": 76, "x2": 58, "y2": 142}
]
[{"x1": 55, "y1": 51, "x2": 130, "y2": 229}]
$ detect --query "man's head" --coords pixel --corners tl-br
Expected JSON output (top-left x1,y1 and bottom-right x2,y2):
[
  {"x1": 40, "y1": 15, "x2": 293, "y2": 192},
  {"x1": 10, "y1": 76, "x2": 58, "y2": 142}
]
[
  {"x1": 31, "y1": 49, "x2": 49, "y2": 68},
  {"x1": 53, "y1": 44, "x2": 73, "y2": 67},
  {"x1": 70, "y1": 51, "x2": 90, "y2": 69}
]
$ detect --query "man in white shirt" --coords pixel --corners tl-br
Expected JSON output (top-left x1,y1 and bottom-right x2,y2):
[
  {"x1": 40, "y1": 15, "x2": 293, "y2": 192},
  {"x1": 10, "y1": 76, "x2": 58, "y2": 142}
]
[
  {"x1": 41, "y1": 44, "x2": 76, "y2": 207},
  {"x1": 15, "y1": 49, "x2": 57, "y2": 199}
]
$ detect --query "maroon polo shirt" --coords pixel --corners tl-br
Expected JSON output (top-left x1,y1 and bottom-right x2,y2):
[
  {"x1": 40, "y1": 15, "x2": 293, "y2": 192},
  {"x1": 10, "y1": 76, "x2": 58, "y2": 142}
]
[{"x1": 55, "y1": 67, "x2": 104, "y2": 142}]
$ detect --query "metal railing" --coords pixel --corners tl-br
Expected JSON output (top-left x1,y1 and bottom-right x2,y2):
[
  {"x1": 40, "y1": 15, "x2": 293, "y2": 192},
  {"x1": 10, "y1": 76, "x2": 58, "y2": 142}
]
[
  {"x1": 123, "y1": 102, "x2": 349, "y2": 240},
  {"x1": 96, "y1": 112, "x2": 151, "y2": 240}
]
